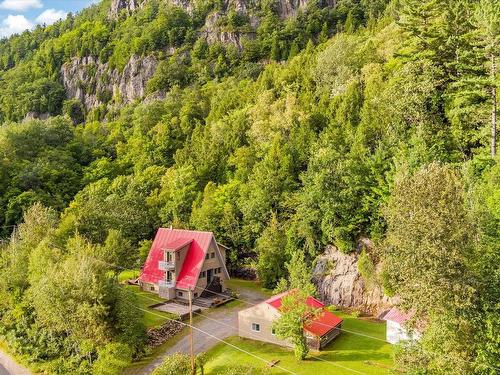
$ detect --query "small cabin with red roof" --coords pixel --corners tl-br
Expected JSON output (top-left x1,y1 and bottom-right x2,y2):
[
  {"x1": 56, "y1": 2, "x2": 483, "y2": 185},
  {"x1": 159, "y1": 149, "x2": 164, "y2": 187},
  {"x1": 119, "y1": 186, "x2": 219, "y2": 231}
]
[
  {"x1": 238, "y1": 291, "x2": 343, "y2": 350},
  {"x1": 382, "y1": 307, "x2": 421, "y2": 344},
  {"x1": 139, "y1": 228, "x2": 230, "y2": 301}
]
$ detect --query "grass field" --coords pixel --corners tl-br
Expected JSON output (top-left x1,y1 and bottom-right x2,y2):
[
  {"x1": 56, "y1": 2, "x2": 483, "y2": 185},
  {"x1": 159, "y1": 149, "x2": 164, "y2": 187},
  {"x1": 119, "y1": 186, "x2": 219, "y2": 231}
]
[
  {"x1": 226, "y1": 278, "x2": 273, "y2": 297},
  {"x1": 125, "y1": 285, "x2": 178, "y2": 328},
  {"x1": 118, "y1": 269, "x2": 177, "y2": 328},
  {"x1": 204, "y1": 311, "x2": 394, "y2": 375},
  {"x1": 118, "y1": 269, "x2": 140, "y2": 282}
]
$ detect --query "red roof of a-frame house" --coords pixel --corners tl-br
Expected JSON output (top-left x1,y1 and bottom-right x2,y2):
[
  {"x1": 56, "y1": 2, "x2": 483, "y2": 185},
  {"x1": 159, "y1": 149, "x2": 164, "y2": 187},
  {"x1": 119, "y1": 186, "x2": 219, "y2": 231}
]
[
  {"x1": 139, "y1": 228, "x2": 214, "y2": 290},
  {"x1": 266, "y1": 291, "x2": 343, "y2": 337}
]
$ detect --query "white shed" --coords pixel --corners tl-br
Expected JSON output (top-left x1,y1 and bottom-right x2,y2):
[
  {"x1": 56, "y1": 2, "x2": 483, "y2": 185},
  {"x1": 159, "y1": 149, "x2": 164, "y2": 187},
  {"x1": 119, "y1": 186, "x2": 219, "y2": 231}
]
[{"x1": 383, "y1": 307, "x2": 420, "y2": 344}]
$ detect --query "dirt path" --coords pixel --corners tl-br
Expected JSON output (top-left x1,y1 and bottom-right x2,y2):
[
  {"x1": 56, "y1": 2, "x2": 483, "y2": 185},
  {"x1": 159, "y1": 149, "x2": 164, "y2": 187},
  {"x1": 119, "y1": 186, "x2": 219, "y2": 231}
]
[
  {"x1": 0, "y1": 349, "x2": 31, "y2": 375},
  {"x1": 125, "y1": 286, "x2": 266, "y2": 374}
]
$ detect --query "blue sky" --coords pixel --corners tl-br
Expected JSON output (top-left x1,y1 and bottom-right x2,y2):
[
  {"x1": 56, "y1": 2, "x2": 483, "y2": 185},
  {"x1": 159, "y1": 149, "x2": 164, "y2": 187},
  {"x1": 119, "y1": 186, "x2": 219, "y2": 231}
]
[{"x1": 0, "y1": 0, "x2": 100, "y2": 38}]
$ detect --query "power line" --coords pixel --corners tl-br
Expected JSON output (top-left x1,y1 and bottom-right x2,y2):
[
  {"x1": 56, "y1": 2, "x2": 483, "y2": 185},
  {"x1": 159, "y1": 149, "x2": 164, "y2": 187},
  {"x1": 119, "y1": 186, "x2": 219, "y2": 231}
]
[
  {"x1": 35, "y1": 250, "x2": 500, "y2": 373},
  {"x1": 127, "y1": 275, "x2": 500, "y2": 373},
  {"x1": 114, "y1": 263, "x2": 391, "y2": 345},
  {"x1": 131, "y1": 305, "x2": 299, "y2": 375},
  {"x1": 192, "y1": 309, "x2": 369, "y2": 375},
  {"x1": 60, "y1": 254, "x2": 299, "y2": 372},
  {"x1": 188, "y1": 284, "x2": 389, "y2": 344}
]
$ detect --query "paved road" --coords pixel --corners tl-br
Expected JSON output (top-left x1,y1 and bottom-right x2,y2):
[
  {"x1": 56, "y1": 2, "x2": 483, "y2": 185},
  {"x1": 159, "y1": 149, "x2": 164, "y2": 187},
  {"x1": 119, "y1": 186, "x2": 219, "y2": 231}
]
[
  {"x1": 125, "y1": 286, "x2": 266, "y2": 374},
  {"x1": 0, "y1": 349, "x2": 31, "y2": 375}
]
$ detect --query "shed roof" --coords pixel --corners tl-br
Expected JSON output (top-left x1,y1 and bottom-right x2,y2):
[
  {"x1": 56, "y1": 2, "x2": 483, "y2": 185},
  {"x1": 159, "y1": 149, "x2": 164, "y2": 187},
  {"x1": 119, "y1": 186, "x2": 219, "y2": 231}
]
[
  {"x1": 383, "y1": 307, "x2": 413, "y2": 325},
  {"x1": 265, "y1": 291, "x2": 343, "y2": 337}
]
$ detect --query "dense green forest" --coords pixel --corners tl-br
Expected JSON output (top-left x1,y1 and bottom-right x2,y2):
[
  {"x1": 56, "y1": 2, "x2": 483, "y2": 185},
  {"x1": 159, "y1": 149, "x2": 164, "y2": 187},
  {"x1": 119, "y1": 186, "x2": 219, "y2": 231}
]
[{"x1": 0, "y1": 0, "x2": 498, "y2": 373}]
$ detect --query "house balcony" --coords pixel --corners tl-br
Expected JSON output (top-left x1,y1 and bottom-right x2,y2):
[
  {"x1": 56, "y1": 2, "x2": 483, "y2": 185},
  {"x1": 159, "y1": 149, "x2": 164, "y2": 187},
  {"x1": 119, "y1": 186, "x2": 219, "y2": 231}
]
[
  {"x1": 158, "y1": 279, "x2": 175, "y2": 288},
  {"x1": 158, "y1": 261, "x2": 175, "y2": 271}
]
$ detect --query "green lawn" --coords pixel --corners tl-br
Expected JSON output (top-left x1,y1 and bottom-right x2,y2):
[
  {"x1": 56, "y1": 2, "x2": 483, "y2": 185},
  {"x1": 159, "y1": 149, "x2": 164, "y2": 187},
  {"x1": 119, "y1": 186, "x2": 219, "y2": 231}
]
[
  {"x1": 118, "y1": 269, "x2": 140, "y2": 282},
  {"x1": 125, "y1": 285, "x2": 178, "y2": 328},
  {"x1": 227, "y1": 278, "x2": 274, "y2": 297},
  {"x1": 204, "y1": 311, "x2": 393, "y2": 375}
]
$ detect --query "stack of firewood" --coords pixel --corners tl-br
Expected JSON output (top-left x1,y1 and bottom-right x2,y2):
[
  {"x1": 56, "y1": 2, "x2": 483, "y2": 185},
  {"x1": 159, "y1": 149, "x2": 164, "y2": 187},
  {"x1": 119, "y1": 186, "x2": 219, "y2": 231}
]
[{"x1": 147, "y1": 320, "x2": 184, "y2": 347}]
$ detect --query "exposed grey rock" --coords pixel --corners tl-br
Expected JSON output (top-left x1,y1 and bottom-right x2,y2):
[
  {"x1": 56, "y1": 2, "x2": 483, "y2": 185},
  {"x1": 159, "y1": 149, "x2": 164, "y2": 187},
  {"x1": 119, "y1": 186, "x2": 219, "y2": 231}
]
[
  {"x1": 202, "y1": 11, "x2": 258, "y2": 50},
  {"x1": 313, "y1": 244, "x2": 393, "y2": 315},
  {"x1": 170, "y1": 0, "x2": 193, "y2": 14},
  {"x1": 274, "y1": 0, "x2": 336, "y2": 18},
  {"x1": 226, "y1": 0, "x2": 250, "y2": 13},
  {"x1": 109, "y1": 0, "x2": 143, "y2": 19},
  {"x1": 61, "y1": 55, "x2": 158, "y2": 110},
  {"x1": 23, "y1": 112, "x2": 50, "y2": 121},
  {"x1": 109, "y1": 0, "x2": 194, "y2": 17}
]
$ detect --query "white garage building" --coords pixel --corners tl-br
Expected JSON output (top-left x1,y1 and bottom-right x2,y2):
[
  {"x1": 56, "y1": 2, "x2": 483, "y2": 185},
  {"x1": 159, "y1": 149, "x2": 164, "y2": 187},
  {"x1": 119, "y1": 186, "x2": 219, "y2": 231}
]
[{"x1": 383, "y1": 307, "x2": 421, "y2": 344}]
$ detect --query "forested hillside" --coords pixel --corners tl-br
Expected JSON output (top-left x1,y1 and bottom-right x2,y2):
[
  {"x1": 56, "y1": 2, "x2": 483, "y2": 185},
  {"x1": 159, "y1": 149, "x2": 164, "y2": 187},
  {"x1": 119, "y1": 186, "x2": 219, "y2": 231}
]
[{"x1": 0, "y1": 0, "x2": 498, "y2": 374}]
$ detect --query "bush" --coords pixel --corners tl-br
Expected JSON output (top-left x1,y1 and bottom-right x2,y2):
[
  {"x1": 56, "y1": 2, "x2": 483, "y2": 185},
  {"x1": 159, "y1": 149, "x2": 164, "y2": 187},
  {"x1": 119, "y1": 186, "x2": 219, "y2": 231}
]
[
  {"x1": 62, "y1": 99, "x2": 85, "y2": 124},
  {"x1": 92, "y1": 343, "x2": 133, "y2": 375},
  {"x1": 357, "y1": 249, "x2": 376, "y2": 286},
  {"x1": 152, "y1": 353, "x2": 192, "y2": 375},
  {"x1": 223, "y1": 365, "x2": 269, "y2": 374}
]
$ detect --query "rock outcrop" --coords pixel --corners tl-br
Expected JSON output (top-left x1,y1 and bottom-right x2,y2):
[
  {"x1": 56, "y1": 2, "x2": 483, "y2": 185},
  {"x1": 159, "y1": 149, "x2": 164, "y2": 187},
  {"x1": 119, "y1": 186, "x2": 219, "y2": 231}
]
[
  {"x1": 202, "y1": 12, "x2": 259, "y2": 50},
  {"x1": 94, "y1": 0, "x2": 340, "y2": 109},
  {"x1": 109, "y1": 0, "x2": 338, "y2": 19},
  {"x1": 109, "y1": 0, "x2": 144, "y2": 19},
  {"x1": 106, "y1": 0, "x2": 339, "y2": 51},
  {"x1": 61, "y1": 55, "x2": 158, "y2": 110},
  {"x1": 313, "y1": 244, "x2": 393, "y2": 315},
  {"x1": 23, "y1": 112, "x2": 50, "y2": 121}
]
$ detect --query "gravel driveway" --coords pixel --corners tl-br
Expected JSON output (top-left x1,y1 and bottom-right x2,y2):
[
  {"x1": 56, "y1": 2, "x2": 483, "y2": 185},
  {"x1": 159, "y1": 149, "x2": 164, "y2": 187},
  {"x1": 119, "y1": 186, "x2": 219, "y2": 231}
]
[
  {"x1": 0, "y1": 349, "x2": 31, "y2": 375},
  {"x1": 125, "y1": 286, "x2": 266, "y2": 374}
]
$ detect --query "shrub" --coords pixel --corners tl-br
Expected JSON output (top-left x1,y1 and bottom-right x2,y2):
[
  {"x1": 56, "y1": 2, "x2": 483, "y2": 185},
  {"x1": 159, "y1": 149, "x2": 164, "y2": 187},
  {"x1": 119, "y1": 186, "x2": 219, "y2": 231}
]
[
  {"x1": 92, "y1": 343, "x2": 133, "y2": 375},
  {"x1": 62, "y1": 99, "x2": 85, "y2": 124},
  {"x1": 357, "y1": 249, "x2": 376, "y2": 286},
  {"x1": 152, "y1": 353, "x2": 192, "y2": 375},
  {"x1": 223, "y1": 364, "x2": 269, "y2": 374}
]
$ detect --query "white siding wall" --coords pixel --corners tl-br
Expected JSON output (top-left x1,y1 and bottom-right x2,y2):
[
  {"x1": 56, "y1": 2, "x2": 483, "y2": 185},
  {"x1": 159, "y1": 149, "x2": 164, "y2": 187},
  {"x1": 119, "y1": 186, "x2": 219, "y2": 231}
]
[
  {"x1": 386, "y1": 320, "x2": 420, "y2": 344},
  {"x1": 238, "y1": 303, "x2": 292, "y2": 348}
]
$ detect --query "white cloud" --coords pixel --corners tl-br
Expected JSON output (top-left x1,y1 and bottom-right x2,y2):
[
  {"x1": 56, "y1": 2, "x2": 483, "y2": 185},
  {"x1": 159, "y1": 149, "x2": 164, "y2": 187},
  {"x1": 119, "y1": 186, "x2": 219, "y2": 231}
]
[
  {"x1": 0, "y1": 0, "x2": 43, "y2": 12},
  {"x1": 0, "y1": 15, "x2": 33, "y2": 37},
  {"x1": 36, "y1": 9, "x2": 67, "y2": 25}
]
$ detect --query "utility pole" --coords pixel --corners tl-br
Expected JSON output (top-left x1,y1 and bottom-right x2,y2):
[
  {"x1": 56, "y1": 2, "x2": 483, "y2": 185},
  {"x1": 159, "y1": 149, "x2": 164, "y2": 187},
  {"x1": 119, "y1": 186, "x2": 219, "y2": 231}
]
[
  {"x1": 491, "y1": 53, "x2": 497, "y2": 158},
  {"x1": 189, "y1": 289, "x2": 195, "y2": 374}
]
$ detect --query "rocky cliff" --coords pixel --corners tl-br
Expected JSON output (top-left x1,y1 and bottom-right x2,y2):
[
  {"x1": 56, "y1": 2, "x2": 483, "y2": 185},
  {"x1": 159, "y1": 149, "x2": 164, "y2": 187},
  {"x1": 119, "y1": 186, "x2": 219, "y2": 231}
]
[
  {"x1": 109, "y1": 0, "x2": 144, "y2": 18},
  {"x1": 109, "y1": 0, "x2": 336, "y2": 21},
  {"x1": 313, "y1": 244, "x2": 393, "y2": 315},
  {"x1": 61, "y1": 55, "x2": 158, "y2": 110},
  {"x1": 80, "y1": 0, "x2": 338, "y2": 110}
]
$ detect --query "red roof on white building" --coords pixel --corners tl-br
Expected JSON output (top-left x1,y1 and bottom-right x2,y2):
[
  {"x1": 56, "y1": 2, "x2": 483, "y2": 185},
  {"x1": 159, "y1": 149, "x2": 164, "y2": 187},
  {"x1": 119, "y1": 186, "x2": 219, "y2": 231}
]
[
  {"x1": 139, "y1": 228, "x2": 215, "y2": 290},
  {"x1": 266, "y1": 291, "x2": 343, "y2": 337},
  {"x1": 383, "y1": 307, "x2": 414, "y2": 325}
]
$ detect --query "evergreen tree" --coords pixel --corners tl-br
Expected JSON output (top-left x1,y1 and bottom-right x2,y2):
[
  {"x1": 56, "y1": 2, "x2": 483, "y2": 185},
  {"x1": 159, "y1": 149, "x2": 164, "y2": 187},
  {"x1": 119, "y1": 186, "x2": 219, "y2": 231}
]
[{"x1": 473, "y1": 0, "x2": 499, "y2": 156}]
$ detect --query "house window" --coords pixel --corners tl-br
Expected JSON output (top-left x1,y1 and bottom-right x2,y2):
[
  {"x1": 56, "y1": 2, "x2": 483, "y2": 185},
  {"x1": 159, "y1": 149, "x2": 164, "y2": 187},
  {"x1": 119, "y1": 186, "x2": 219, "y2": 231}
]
[
  {"x1": 271, "y1": 328, "x2": 276, "y2": 335},
  {"x1": 205, "y1": 253, "x2": 209, "y2": 260},
  {"x1": 178, "y1": 291, "x2": 183, "y2": 297},
  {"x1": 218, "y1": 267, "x2": 222, "y2": 273},
  {"x1": 214, "y1": 268, "x2": 218, "y2": 274},
  {"x1": 201, "y1": 271, "x2": 206, "y2": 278},
  {"x1": 251, "y1": 323, "x2": 260, "y2": 332},
  {"x1": 166, "y1": 252, "x2": 173, "y2": 262},
  {"x1": 211, "y1": 252, "x2": 215, "y2": 258}
]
